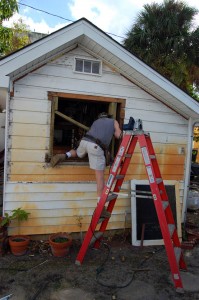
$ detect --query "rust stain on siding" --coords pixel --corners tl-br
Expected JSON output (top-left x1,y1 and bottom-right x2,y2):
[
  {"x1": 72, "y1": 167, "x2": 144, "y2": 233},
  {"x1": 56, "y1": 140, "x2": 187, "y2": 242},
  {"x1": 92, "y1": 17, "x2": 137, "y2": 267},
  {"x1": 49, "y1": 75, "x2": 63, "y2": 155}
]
[{"x1": 9, "y1": 143, "x2": 185, "y2": 183}]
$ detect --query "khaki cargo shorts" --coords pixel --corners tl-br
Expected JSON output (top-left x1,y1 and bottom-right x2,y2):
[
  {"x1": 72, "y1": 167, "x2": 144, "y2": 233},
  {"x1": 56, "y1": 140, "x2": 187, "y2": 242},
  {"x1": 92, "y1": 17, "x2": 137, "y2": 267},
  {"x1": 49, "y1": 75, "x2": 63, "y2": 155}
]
[{"x1": 77, "y1": 140, "x2": 105, "y2": 170}]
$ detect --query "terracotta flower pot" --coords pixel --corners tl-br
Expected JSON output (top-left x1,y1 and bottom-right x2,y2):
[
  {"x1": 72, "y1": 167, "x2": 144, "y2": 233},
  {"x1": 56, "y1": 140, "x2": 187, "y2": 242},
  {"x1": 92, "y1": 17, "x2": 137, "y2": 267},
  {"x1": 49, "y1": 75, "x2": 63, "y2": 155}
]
[
  {"x1": 9, "y1": 235, "x2": 30, "y2": 256},
  {"x1": 49, "y1": 232, "x2": 72, "y2": 257}
]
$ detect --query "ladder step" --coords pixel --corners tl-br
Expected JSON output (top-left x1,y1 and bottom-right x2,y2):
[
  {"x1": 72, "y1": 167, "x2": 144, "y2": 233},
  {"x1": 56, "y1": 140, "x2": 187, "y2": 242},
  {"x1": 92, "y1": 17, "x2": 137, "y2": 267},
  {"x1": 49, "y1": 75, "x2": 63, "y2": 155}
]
[
  {"x1": 97, "y1": 217, "x2": 108, "y2": 224},
  {"x1": 107, "y1": 193, "x2": 117, "y2": 202},
  {"x1": 162, "y1": 201, "x2": 169, "y2": 210},
  {"x1": 174, "y1": 247, "x2": 182, "y2": 264},
  {"x1": 124, "y1": 154, "x2": 132, "y2": 158},
  {"x1": 168, "y1": 224, "x2": 175, "y2": 237},
  {"x1": 156, "y1": 178, "x2": 163, "y2": 184},
  {"x1": 90, "y1": 232, "x2": 103, "y2": 245},
  {"x1": 115, "y1": 174, "x2": 125, "y2": 180}
]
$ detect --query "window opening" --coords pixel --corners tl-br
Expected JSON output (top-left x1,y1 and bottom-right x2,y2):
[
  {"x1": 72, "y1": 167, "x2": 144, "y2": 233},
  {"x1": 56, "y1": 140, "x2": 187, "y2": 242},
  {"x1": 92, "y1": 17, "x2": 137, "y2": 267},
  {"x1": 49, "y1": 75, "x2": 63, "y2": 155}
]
[
  {"x1": 49, "y1": 95, "x2": 124, "y2": 163},
  {"x1": 52, "y1": 99, "x2": 110, "y2": 162}
]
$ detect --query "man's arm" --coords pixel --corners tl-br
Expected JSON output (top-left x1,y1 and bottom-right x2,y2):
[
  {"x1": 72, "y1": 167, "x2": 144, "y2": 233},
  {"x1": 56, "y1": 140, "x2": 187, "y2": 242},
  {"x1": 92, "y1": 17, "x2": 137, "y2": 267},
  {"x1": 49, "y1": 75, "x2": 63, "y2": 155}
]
[{"x1": 114, "y1": 120, "x2": 122, "y2": 139}]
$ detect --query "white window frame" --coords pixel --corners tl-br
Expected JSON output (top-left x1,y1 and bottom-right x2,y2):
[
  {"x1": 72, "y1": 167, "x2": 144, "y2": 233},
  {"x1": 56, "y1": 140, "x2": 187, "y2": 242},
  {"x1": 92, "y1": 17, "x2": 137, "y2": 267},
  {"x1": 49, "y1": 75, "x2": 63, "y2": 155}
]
[
  {"x1": 74, "y1": 57, "x2": 102, "y2": 76},
  {"x1": 131, "y1": 180, "x2": 181, "y2": 246}
]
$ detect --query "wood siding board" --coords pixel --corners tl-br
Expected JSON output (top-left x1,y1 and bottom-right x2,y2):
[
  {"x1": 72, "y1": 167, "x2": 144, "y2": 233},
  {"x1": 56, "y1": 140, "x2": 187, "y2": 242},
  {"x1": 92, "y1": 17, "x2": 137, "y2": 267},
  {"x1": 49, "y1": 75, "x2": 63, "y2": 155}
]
[
  {"x1": 10, "y1": 136, "x2": 50, "y2": 150},
  {"x1": 125, "y1": 102, "x2": 187, "y2": 123},
  {"x1": 10, "y1": 124, "x2": 50, "y2": 137},
  {"x1": 125, "y1": 109, "x2": 187, "y2": 126},
  {"x1": 10, "y1": 98, "x2": 51, "y2": 112},
  {"x1": 8, "y1": 222, "x2": 128, "y2": 235},
  {"x1": 147, "y1": 134, "x2": 187, "y2": 144},
  {"x1": 8, "y1": 174, "x2": 185, "y2": 181},
  {"x1": 7, "y1": 214, "x2": 127, "y2": 226},
  {"x1": 10, "y1": 149, "x2": 47, "y2": 162},
  {"x1": 14, "y1": 85, "x2": 48, "y2": 99},
  {"x1": 17, "y1": 72, "x2": 137, "y2": 92},
  {"x1": 5, "y1": 182, "x2": 98, "y2": 193},
  {"x1": 11, "y1": 110, "x2": 50, "y2": 125},
  {"x1": 4, "y1": 192, "x2": 129, "y2": 204},
  {"x1": 15, "y1": 81, "x2": 151, "y2": 100},
  {"x1": 135, "y1": 122, "x2": 187, "y2": 135},
  {"x1": 4, "y1": 199, "x2": 130, "y2": 210}
]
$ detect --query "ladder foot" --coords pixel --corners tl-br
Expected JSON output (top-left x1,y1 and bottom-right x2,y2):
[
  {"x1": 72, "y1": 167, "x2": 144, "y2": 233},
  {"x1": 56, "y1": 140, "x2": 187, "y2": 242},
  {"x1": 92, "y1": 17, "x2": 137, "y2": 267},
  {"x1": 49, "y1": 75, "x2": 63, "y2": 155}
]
[
  {"x1": 176, "y1": 287, "x2": 184, "y2": 294},
  {"x1": 75, "y1": 260, "x2": 81, "y2": 266}
]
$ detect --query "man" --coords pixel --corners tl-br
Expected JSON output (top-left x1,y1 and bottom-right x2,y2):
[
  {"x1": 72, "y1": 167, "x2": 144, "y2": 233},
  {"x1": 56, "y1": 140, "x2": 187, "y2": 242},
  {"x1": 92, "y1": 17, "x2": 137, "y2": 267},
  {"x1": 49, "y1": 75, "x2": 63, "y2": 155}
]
[{"x1": 51, "y1": 112, "x2": 122, "y2": 218}]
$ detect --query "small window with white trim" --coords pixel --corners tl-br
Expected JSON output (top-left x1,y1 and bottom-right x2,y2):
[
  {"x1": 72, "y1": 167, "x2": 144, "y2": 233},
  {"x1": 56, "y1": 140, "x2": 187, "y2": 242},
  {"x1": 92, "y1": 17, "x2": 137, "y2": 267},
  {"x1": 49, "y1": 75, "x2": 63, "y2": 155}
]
[{"x1": 75, "y1": 58, "x2": 101, "y2": 75}]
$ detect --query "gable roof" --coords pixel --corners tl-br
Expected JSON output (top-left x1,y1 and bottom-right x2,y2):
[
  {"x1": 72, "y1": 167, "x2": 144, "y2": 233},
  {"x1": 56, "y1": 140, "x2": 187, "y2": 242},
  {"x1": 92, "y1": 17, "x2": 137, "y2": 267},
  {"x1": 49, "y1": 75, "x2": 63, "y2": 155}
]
[{"x1": 0, "y1": 17, "x2": 199, "y2": 120}]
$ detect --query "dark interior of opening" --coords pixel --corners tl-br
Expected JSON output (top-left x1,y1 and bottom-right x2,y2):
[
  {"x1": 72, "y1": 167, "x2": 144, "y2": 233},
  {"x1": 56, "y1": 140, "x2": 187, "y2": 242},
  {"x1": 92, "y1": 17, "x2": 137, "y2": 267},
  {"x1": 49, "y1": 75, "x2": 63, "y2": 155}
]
[
  {"x1": 53, "y1": 98, "x2": 115, "y2": 160},
  {"x1": 136, "y1": 185, "x2": 177, "y2": 240}
]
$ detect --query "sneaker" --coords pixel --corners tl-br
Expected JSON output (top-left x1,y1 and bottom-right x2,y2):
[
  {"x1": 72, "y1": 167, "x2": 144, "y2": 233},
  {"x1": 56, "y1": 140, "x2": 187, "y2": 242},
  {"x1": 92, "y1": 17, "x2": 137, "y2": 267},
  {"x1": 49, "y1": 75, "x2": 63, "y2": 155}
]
[
  {"x1": 50, "y1": 154, "x2": 66, "y2": 167},
  {"x1": 123, "y1": 117, "x2": 135, "y2": 131},
  {"x1": 100, "y1": 207, "x2": 111, "y2": 218}
]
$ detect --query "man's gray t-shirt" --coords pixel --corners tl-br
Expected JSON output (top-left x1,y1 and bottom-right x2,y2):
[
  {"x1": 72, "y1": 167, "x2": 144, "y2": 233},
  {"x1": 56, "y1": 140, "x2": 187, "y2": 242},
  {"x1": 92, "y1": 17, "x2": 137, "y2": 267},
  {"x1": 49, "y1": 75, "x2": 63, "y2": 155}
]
[{"x1": 83, "y1": 118, "x2": 114, "y2": 148}]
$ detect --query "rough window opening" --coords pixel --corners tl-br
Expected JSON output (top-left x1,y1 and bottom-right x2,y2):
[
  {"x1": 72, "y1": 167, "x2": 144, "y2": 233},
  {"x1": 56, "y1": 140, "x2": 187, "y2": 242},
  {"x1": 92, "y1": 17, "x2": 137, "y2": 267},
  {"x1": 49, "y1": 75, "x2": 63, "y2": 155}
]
[{"x1": 52, "y1": 97, "x2": 122, "y2": 163}]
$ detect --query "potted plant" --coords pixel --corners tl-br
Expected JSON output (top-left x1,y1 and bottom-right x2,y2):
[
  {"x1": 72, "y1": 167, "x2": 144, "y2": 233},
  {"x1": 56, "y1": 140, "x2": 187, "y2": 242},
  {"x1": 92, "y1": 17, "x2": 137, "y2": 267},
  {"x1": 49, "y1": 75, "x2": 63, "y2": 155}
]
[
  {"x1": 49, "y1": 232, "x2": 72, "y2": 257},
  {"x1": 0, "y1": 208, "x2": 31, "y2": 256}
]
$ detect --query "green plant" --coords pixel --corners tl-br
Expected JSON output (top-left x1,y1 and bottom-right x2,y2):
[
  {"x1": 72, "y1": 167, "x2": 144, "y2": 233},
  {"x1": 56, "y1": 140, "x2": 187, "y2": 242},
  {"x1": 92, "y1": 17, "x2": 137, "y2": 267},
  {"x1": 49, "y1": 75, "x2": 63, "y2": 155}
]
[{"x1": 0, "y1": 208, "x2": 30, "y2": 227}]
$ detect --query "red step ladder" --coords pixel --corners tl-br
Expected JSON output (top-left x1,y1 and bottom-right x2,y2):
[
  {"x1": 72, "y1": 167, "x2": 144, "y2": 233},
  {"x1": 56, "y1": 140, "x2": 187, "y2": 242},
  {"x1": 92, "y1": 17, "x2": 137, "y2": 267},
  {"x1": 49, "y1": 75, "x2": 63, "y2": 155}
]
[{"x1": 75, "y1": 126, "x2": 187, "y2": 292}]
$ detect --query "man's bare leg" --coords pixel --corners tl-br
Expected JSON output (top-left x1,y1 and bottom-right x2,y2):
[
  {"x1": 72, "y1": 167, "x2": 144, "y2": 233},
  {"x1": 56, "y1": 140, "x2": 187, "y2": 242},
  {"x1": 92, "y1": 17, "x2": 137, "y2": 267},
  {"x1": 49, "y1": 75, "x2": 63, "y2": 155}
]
[
  {"x1": 67, "y1": 149, "x2": 77, "y2": 157},
  {"x1": 95, "y1": 169, "x2": 105, "y2": 197},
  {"x1": 95, "y1": 169, "x2": 111, "y2": 218}
]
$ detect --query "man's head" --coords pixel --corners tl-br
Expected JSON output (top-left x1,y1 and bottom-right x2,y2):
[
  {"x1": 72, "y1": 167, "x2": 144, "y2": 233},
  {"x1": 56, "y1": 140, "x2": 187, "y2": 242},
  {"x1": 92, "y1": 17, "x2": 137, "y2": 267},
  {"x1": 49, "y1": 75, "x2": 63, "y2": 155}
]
[{"x1": 98, "y1": 112, "x2": 112, "y2": 119}]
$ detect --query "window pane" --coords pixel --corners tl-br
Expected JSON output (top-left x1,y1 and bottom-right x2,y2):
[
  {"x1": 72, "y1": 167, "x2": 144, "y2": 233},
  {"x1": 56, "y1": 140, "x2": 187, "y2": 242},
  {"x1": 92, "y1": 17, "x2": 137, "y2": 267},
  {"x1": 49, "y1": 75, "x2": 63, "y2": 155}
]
[
  {"x1": 92, "y1": 62, "x2": 100, "y2": 74},
  {"x1": 75, "y1": 59, "x2": 83, "y2": 72},
  {"x1": 84, "y1": 61, "x2": 91, "y2": 73}
]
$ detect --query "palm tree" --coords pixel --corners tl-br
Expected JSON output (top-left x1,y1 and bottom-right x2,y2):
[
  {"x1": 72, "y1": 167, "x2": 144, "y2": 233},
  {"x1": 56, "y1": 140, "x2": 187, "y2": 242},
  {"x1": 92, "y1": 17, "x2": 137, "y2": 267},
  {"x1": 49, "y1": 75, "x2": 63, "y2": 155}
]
[{"x1": 123, "y1": 0, "x2": 199, "y2": 98}]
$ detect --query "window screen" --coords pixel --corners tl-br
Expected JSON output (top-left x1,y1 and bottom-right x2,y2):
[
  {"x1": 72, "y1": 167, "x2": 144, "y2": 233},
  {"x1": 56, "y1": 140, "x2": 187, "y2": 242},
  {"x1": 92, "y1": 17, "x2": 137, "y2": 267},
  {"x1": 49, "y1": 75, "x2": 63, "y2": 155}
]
[{"x1": 135, "y1": 185, "x2": 177, "y2": 240}]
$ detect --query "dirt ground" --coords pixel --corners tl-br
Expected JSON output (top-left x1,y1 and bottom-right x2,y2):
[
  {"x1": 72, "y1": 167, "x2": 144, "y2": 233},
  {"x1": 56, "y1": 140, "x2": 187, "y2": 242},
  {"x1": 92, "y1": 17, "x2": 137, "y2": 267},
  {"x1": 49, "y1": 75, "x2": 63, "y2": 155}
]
[{"x1": 1, "y1": 209, "x2": 199, "y2": 300}]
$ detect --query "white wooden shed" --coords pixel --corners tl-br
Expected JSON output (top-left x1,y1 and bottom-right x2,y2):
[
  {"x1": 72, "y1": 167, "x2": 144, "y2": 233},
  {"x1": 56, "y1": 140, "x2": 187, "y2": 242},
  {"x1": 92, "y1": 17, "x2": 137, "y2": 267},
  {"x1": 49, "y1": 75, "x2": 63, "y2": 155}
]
[{"x1": 0, "y1": 18, "x2": 199, "y2": 237}]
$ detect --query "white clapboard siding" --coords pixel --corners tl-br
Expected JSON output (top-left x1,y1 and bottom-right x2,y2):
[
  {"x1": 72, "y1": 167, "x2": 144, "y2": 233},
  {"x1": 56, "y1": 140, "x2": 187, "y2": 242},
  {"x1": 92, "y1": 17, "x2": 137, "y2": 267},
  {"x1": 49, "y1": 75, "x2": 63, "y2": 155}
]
[
  {"x1": 9, "y1": 149, "x2": 47, "y2": 162},
  {"x1": 5, "y1": 46, "x2": 189, "y2": 236},
  {"x1": 126, "y1": 97, "x2": 177, "y2": 111},
  {"x1": 10, "y1": 214, "x2": 129, "y2": 227},
  {"x1": 5, "y1": 198, "x2": 130, "y2": 210},
  {"x1": 125, "y1": 107, "x2": 186, "y2": 125},
  {"x1": 9, "y1": 136, "x2": 50, "y2": 150},
  {"x1": 8, "y1": 222, "x2": 128, "y2": 235},
  {"x1": 14, "y1": 85, "x2": 49, "y2": 99},
  {"x1": 10, "y1": 98, "x2": 51, "y2": 112},
  {"x1": 4, "y1": 182, "x2": 131, "y2": 235},
  {"x1": 32, "y1": 64, "x2": 130, "y2": 86},
  {"x1": 5, "y1": 193, "x2": 129, "y2": 205},
  {"x1": 10, "y1": 110, "x2": 50, "y2": 125},
  {"x1": 17, "y1": 74, "x2": 145, "y2": 99},
  {"x1": 5, "y1": 182, "x2": 98, "y2": 193},
  {"x1": 9, "y1": 123, "x2": 50, "y2": 137},
  {"x1": 144, "y1": 133, "x2": 187, "y2": 144}
]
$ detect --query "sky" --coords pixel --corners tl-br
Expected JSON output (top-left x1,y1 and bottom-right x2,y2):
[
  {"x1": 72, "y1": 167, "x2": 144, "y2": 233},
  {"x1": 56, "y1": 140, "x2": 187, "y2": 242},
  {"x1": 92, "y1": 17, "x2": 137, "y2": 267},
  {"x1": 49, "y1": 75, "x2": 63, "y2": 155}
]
[{"x1": 3, "y1": 0, "x2": 199, "y2": 43}]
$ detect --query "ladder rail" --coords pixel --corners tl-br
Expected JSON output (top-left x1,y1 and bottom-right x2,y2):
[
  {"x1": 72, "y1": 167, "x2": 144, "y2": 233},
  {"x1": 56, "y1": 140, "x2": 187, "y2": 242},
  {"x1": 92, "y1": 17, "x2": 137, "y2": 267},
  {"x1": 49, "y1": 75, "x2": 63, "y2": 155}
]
[
  {"x1": 93, "y1": 134, "x2": 136, "y2": 248},
  {"x1": 75, "y1": 127, "x2": 187, "y2": 291},
  {"x1": 76, "y1": 133, "x2": 134, "y2": 262},
  {"x1": 137, "y1": 133, "x2": 187, "y2": 290}
]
